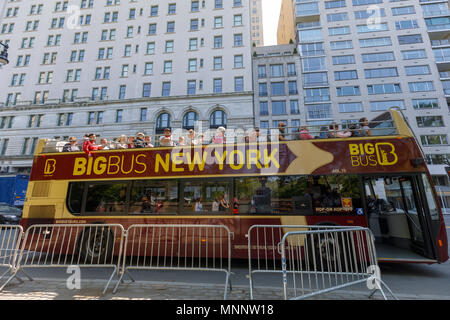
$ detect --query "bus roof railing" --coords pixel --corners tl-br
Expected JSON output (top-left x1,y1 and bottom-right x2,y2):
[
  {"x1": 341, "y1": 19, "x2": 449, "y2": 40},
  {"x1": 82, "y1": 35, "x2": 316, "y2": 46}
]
[{"x1": 38, "y1": 117, "x2": 401, "y2": 154}]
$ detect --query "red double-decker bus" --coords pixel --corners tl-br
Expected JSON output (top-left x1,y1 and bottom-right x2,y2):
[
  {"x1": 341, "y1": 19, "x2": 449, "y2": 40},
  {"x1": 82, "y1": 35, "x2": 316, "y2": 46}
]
[{"x1": 21, "y1": 109, "x2": 448, "y2": 263}]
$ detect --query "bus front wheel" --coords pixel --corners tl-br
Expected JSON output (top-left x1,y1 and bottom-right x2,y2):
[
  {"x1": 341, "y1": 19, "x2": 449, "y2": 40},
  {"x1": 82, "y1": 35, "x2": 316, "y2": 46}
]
[{"x1": 306, "y1": 233, "x2": 344, "y2": 272}]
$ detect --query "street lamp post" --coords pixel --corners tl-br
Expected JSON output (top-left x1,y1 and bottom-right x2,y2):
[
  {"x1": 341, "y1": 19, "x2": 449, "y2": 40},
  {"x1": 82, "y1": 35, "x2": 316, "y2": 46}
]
[{"x1": 0, "y1": 42, "x2": 9, "y2": 66}]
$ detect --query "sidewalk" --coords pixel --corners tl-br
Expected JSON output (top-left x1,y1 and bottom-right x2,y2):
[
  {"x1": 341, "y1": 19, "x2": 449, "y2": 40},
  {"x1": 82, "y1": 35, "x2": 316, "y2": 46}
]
[{"x1": 1, "y1": 277, "x2": 447, "y2": 300}]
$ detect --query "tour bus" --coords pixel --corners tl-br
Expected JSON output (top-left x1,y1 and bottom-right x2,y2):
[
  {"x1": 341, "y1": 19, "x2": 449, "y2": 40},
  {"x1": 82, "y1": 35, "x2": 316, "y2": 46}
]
[{"x1": 21, "y1": 109, "x2": 448, "y2": 264}]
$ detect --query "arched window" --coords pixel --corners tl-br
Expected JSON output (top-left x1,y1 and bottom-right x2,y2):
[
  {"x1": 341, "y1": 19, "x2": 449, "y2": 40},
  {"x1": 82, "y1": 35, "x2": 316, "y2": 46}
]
[
  {"x1": 182, "y1": 111, "x2": 198, "y2": 130},
  {"x1": 155, "y1": 113, "x2": 171, "y2": 134},
  {"x1": 210, "y1": 110, "x2": 227, "y2": 129}
]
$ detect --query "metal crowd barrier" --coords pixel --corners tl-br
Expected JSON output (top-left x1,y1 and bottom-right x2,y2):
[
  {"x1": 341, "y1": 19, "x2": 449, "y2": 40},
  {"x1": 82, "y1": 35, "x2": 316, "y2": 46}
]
[
  {"x1": 114, "y1": 224, "x2": 232, "y2": 300},
  {"x1": 12, "y1": 224, "x2": 125, "y2": 294},
  {"x1": 0, "y1": 225, "x2": 31, "y2": 291},
  {"x1": 246, "y1": 225, "x2": 396, "y2": 300},
  {"x1": 279, "y1": 227, "x2": 396, "y2": 300}
]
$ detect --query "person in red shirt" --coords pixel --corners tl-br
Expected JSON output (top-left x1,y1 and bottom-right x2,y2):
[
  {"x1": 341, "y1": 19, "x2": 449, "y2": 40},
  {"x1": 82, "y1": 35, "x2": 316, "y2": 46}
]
[{"x1": 83, "y1": 134, "x2": 103, "y2": 155}]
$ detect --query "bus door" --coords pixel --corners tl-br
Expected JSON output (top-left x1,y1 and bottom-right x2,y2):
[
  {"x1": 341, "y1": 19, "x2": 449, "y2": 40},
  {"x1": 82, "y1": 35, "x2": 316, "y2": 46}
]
[{"x1": 363, "y1": 175, "x2": 436, "y2": 261}]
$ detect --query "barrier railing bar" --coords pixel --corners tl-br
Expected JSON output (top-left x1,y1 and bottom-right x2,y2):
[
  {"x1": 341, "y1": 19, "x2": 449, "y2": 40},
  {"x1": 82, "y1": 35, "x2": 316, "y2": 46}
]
[
  {"x1": 113, "y1": 224, "x2": 232, "y2": 300},
  {"x1": 279, "y1": 228, "x2": 397, "y2": 300}
]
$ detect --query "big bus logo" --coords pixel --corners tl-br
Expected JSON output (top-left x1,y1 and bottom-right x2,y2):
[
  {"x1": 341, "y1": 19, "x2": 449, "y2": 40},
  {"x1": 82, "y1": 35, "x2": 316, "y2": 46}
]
[
  {"x1": 44, "y1": 159, "x2": 57, "y2": 175},
  {"x1": 349, "y1": 143, "x2": 398, "y2": 167}
]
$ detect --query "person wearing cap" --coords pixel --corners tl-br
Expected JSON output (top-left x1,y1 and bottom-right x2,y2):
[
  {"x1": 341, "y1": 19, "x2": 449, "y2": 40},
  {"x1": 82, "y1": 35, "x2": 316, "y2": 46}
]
[
  {"x1": 187, "y1": 129, "x2": 198, "y2": 145},
  {"x1": 133, "y1": 133, "x2": 146, "y2": 148},
  {"x1": 213, "y1": 126, "x2": 226, "y2": 144},
  {"x1": 83, "y1": 133, "x2": 103, "y2": 155},
  {"x1": 278, "y1": 122, "x2": 287, "y2": 141},
  {"x1": 63, "y1": 137, "x2": 80, "y2": 152},
  {"x1": 159, "y1": 128, "x2": 175, "y2": 147}
]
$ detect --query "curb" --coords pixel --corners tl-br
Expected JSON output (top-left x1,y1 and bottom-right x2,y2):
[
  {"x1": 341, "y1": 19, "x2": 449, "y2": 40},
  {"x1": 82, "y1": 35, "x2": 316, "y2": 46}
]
[{"x1": 2, "y1": 277, "x2": 450, "y2": 300}]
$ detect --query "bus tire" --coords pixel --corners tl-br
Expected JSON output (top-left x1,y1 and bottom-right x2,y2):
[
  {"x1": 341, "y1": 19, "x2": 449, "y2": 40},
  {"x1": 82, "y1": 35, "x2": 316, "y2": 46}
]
[
  {"x1": 76, "y1": 226, "x2": 114, "y2": 263},
  {"x1": 306, "y1": 232, "x2": 344, "y2": 272}
]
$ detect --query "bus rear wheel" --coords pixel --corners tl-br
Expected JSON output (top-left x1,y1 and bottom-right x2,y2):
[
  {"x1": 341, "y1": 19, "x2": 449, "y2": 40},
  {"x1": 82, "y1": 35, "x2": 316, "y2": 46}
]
[{"x1": 77, "y1": 226, "x2": 114, "y2": 263}]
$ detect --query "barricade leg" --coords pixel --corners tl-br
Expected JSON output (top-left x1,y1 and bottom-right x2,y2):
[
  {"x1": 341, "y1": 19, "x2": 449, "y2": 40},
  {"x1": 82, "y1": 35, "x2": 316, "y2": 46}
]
[
  {"x1": 0, "y1": 270, "x2": 24, "y2": 291},
  {"x1": 368, "y1": 279, "x2": 398, "y2": 300},
  {"x1": 112, "y1": 269, "x2": 135, "y2": 294},
  {"x1": 0, "y1": 268, "x2": 10, "y2": 281},
  {"x1": 222, "y1": 271, "x2": 233, "y2": 300},
  {"x1": 102, "y1": 266, "x2": 118, "y2": 295},
  {"x1": 0, "y1": 225, "x2": 25, "y2": 291},
  {"x1": 249, "y1": 276, "x2": 254, "y2": 300},
  {"x1": 18, "y1": 269, "x2": 33, "y2": 281}
]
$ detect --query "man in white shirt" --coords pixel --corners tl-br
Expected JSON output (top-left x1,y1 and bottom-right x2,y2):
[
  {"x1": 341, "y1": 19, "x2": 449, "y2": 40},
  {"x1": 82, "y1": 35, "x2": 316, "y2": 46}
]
[{"x1": 159, "y1": 128, "x2": 175, "y2": 147}]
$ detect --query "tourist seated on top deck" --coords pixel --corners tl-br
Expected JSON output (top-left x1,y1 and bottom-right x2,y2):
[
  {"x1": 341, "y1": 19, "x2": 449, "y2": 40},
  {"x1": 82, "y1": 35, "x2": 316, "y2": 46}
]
[
  {"x1": 319, "y1": 126, "x2": 331, "y2": 139},
  {"x1": 197, "y1": 133, "x2": 205, "y2": 145},
  {"x1": 127, "y1": 136, "x2": 136, "y2": 149},
  {"x1": 63, "y1": 137, "x2": 80, "y2": 152},
  {"x1": 178, "y1": 136, "x2": 186, "y2": 146},
  {"x1": 83, "y1": 133, "x2": 103, "y2": 155},
  {"x1": 359, "y1": 117, "x2": 371, "y2": 137},
  {"x1": 348, "y1": 124, "x2": 362, "y2": 137},
  {"x1": 145, "y1": 135, "x2": 154, "y2": 148},
  {"x1": 133, "y1": 133, "x2": 147, "y2": 148},
  {"x1": 329, "y1": 122, "x2": 351, "y2": 138},
  {"x1": 212, "y1": 126, "x2": 226, "y2": 144},
  {"x1": 100, "y1": 138, "x2": 110, "y2": 150},
  {"x1": 159, "y1": 128, "x2": 176, "y2": 147},
  {"x1": 247, "y1": 127, "x2": 268, "y2": 143},
  {"x1": 298, "y1": 126, "x2": 313, "y2": 140},
  {"x1": 116, "y1": 135, "x2": 128, "y2": 149},
  {"x1": 278, "y1": 122, "x2": 287, "y2": 141},
  {"x1": 186, "y1": 129, "x2": 200, "y2": 146}
]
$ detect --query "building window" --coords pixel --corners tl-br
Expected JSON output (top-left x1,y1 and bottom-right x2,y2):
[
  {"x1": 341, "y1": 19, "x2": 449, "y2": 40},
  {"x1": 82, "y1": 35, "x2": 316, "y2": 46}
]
[
  {"x1": 143, "y1": 83, "x2": 151, "y2": 97},
  {"x1": 417, "y1": 116, "x2": 444, "y2": 128},
  {"x1": 116, "y1": 109, "x2": 123, "y2": 123},
  {"x1": 140, "y1": 108, "x2": 147, "y2": 121},
  {"x1": 272, "y1": 101, "x2": 287, "y2": 115},
  {"x1": 210, "y1": 110, "x2": 227, "y2": 129},
  {"x1": 162, "y1": 82, "x2": 171, "y2": 96},
  {"x1": 213, "y1": 79, "x2": 222, "y2": 93},
  {"x1": 187, "y1": 80, "x2": 196, "y2": 95},
  {"x1": 183, "y1": 111, "x2": 198, "y2": 130},
  {"x1": 118, "y1": 85, "x2": 126, "y2": 99},
  {"x1": 234, "y1": 77, "x2": 244, "y2": 92},
  {"x1": 260, "y1": 102, "x2": 269, "y2": 116},
  {"x1": 421, "y1": 135, "x2": 448, "y2": 146},
  {"x1": 258, "y1": 65, "x2": 267, "y2": 78},
  {"x1": 156, "y1": 113, "x2": 171, "y2": 134}
]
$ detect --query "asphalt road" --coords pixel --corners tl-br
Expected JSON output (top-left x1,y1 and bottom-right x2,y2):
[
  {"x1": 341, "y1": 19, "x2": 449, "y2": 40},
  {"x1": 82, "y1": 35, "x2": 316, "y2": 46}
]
[{"x1": 1, "y1": 216, "x2": 449, "y2": 299}]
